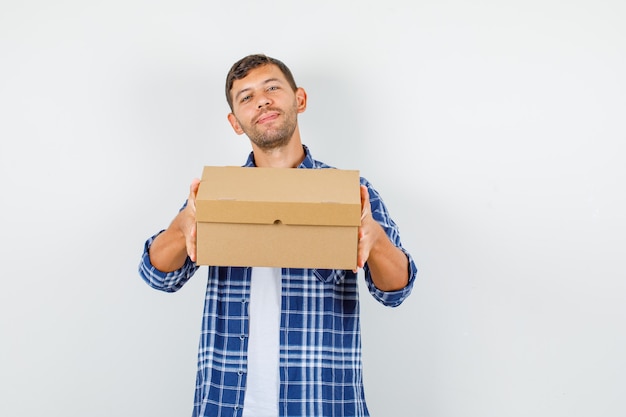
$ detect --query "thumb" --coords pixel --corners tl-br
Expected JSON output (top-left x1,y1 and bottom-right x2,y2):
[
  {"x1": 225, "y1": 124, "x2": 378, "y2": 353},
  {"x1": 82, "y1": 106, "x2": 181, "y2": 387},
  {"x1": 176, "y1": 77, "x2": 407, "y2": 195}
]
[{"x1": 188, "y1": 178, "x2": 201, "y2": 210}]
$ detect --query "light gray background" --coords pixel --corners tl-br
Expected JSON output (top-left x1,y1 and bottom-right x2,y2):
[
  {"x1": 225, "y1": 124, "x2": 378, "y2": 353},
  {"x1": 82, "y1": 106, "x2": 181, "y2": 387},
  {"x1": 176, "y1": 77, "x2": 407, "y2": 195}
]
[{"x1": 1, "y1": 1, "x2": 624, "y2": 416}]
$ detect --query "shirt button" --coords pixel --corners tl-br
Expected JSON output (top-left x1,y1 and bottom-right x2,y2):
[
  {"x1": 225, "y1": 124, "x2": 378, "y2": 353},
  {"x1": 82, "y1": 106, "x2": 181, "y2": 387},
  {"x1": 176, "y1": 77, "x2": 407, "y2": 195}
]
[{"x1": 240, "y1": 334, "x2": 246, "y2": 340}]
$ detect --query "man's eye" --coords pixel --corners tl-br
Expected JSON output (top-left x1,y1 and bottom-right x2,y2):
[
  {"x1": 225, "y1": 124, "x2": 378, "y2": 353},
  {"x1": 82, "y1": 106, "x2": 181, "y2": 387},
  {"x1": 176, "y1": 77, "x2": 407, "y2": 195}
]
[
  {"x1": 240, "y1": 95, "x2": 251, "y2": 103},
  {"x1": 268, "y1": 86, "x2": 279, "y2": 91}
]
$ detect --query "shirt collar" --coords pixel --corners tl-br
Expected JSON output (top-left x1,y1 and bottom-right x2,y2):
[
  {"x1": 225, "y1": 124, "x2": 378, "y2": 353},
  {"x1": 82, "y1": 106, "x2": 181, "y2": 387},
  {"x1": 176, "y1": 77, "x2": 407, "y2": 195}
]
[{"x1": 243, "y1": 144, "x2": 316, "y2": 169}]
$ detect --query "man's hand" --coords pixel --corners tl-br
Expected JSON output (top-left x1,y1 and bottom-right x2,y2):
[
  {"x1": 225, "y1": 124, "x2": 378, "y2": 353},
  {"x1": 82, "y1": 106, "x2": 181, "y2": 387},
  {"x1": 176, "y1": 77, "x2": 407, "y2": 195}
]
[
  {"x1": 180, "y1": 178, "x2": 201, "y2": 262},
  {"x1": 353, "y1": 184, "x2": 409, "y2": 291},
  {"x1": 354, "y1": 185, "x2": 385, "y2": 271},
  {"x1": 149, "y1": 178, "x2": 201, "y2": 272}
]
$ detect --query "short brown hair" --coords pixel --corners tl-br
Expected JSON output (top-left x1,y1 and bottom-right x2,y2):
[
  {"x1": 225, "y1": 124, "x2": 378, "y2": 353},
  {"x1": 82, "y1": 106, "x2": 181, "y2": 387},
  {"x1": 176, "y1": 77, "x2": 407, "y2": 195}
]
[{"x1": 225, "y1": 54, "x2": 298, "y2": 111}]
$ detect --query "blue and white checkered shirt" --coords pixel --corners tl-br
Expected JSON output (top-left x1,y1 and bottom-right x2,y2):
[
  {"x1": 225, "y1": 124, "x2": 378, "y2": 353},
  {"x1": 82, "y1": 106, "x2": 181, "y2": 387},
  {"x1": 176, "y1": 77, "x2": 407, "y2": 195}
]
[{"x1": 139, "y1": 146, "x2": 417, "y2": 417}]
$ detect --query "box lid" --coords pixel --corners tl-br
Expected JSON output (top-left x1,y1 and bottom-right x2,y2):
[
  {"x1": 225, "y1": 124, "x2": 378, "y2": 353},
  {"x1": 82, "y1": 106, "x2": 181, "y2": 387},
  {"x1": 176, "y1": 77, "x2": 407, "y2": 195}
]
[{"x1": 196, "y1": 166, "x2": 361, "y2": 227}]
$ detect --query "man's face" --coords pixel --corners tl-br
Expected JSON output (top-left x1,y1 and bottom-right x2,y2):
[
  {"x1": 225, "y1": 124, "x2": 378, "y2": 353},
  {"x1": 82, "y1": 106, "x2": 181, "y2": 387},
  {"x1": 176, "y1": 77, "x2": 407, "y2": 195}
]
[{"x1": 227, "y1": 64, "x2": 306, "y2": 150}]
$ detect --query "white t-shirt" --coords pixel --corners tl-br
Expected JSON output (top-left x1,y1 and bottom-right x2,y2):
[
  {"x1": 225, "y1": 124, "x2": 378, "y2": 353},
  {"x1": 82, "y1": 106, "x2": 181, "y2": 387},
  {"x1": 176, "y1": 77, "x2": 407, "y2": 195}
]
[{"x1": 242, "y1": 267, "x2": 281, "y2": 417}]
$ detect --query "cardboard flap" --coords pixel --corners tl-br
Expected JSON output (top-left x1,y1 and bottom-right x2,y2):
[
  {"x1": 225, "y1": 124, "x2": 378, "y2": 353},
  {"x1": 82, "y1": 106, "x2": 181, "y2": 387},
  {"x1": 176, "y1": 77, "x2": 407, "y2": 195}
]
[{"x1": 196, "y1": 166, "x2": 361, "y2": 227}]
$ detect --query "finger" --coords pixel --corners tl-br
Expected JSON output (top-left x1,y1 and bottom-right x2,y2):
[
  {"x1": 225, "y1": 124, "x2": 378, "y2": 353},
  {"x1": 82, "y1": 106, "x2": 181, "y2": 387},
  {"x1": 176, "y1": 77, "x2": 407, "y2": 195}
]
[
  {"x1": 355, "y1": 229, "x2": 369, "y2": 270},
  {"x1": 357, "y1": 240, "x2": 369, "y2": 268},
  {"x1": 356, "y1": 249, "x2": 366, "y2": 270},
  {"x1": 187, "y1": 222, "x2": 197, "y2": 262},
  {"x1": 353, "y1": 232, "x2": 362, "y2": 273},
  {"x1": 360, "y1": 185, "x2": 370, "y2": 220}
]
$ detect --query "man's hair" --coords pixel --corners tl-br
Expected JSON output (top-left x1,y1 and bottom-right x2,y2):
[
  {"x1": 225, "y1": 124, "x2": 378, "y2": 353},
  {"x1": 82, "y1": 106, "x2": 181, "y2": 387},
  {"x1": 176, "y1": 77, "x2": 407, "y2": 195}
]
[{"x1": 225, "y1": 54, "x2": 298, "y2": 111}]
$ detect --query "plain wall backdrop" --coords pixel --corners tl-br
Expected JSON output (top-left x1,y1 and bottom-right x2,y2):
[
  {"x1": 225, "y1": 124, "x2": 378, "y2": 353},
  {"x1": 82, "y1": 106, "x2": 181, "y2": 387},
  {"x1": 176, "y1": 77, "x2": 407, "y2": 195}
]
[{"x1": 1, "y1": 1, "x2": 625, "y2": 416}]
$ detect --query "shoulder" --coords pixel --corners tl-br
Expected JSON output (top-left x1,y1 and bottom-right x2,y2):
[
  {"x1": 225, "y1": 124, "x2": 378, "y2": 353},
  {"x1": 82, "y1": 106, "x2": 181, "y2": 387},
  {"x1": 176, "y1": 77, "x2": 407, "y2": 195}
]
[{"x1": 312, "y1": 159, "x2": 335, "y2": 169}]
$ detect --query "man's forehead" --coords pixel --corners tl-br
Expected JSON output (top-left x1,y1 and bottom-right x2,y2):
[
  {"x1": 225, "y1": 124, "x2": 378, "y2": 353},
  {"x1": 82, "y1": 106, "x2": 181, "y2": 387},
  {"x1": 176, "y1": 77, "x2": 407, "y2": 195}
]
[{"x1": 233, "y1": 64, "x2": 285, "y2": 88}]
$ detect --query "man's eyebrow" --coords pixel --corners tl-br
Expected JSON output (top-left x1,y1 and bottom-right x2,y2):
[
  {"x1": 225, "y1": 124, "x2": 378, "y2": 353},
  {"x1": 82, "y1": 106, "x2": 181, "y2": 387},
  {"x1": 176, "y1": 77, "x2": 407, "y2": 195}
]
[{"x1": 234, "y1": 78, "x2": 283, "y2": 101}]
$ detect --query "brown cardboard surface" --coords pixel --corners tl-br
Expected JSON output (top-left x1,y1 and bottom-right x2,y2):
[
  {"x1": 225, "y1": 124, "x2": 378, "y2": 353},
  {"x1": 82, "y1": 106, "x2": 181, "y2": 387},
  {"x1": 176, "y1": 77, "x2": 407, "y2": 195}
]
[{"x1": 195, "y1": 166, "x2": 361, "y2": 269}]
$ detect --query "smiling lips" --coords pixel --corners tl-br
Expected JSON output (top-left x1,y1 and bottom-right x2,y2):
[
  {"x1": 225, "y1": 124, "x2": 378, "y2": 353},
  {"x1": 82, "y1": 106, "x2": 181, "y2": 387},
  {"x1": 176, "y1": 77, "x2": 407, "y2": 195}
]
[{"x1": 256, "y1": 111, "x2": 280, "y2": 125}]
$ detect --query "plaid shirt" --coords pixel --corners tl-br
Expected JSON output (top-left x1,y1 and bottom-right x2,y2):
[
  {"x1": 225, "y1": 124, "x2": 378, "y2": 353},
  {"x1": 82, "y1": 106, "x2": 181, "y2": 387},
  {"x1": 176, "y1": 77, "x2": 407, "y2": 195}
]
[{"x1": 139, "y1": 146, "x2": 417, "y2": 417}]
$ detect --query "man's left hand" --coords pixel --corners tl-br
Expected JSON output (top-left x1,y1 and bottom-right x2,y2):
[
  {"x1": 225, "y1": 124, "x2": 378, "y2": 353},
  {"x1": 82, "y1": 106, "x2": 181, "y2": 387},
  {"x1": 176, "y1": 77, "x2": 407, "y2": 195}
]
[{"x1": 354, "y1": 185, "x2": 385, "y2": 272}]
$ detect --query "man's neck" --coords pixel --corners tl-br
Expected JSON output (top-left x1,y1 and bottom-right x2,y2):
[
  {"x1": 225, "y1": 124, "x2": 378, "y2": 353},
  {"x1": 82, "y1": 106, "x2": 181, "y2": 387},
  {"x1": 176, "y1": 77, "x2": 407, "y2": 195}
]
[{"x1": 251, "y1": 135, "x2": 305, "y2": 168}]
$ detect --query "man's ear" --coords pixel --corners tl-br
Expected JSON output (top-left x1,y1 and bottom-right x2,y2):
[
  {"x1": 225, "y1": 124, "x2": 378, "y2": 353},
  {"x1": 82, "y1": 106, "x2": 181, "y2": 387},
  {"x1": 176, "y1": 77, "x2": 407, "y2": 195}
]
[
  {"x1": 227, "y1": 113, "x2": 244, "y2": 135},
  {"x1": 295, "y1": 87, "x2": 307, "y2": 114}
]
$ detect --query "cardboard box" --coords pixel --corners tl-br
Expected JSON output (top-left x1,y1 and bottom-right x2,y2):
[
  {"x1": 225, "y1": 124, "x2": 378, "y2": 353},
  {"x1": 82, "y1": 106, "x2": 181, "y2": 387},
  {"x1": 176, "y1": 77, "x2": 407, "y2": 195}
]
[{"x1": 195, "y1": 166, "x2": 361, "y2": 269}]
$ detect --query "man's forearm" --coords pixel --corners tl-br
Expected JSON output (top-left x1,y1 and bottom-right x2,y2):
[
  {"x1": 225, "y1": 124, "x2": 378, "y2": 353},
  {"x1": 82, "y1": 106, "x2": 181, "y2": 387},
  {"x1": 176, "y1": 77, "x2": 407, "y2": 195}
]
[
  {"x1": 149, "y1": 217, "x2": 190, "y2": 273},
  {"x1": 366, "y1": 225, "x2": 410, "y2": 292}
]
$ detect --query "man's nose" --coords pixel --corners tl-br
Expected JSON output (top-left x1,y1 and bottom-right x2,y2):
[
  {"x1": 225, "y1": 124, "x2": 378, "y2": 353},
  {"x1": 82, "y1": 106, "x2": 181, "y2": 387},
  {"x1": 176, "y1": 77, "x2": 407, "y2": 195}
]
[{"x1": 256, "y1": 93, "x2": 271, "y2": 108}]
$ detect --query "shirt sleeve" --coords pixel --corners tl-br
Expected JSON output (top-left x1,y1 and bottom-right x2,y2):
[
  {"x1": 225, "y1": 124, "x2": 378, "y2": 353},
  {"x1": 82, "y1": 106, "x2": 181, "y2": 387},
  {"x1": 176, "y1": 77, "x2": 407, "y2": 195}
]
[
  {"x1": 361, "y1": 178, "x2": 418, "y2": 307},
  {"x1": 138, "y1": 230, "x2": 200, "y2": 293}
]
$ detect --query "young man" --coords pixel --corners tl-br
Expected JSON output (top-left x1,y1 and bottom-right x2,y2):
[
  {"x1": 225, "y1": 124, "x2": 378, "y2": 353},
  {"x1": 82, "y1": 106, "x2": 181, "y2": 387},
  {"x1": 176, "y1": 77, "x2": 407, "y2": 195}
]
[{"x1": 139, "y1": 54, "x2": 417, "y2": 417}]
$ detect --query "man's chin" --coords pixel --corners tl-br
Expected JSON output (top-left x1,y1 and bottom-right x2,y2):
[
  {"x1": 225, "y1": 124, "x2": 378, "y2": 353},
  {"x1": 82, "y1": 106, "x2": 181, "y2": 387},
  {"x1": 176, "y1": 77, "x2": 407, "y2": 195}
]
[
  {"x1": 253, "y1": 138, "x2": 291, "y2": 151},
  {"x1": 248, "y1": 131, "x2": 292, "y2": 150}
]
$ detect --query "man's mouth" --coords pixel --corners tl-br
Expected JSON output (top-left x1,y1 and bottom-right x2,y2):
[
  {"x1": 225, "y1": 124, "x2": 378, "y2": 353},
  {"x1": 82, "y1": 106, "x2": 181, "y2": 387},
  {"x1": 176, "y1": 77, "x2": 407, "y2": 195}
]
[{"x1": 256, "y1": 111, "x2": 280, "y2": 125}]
